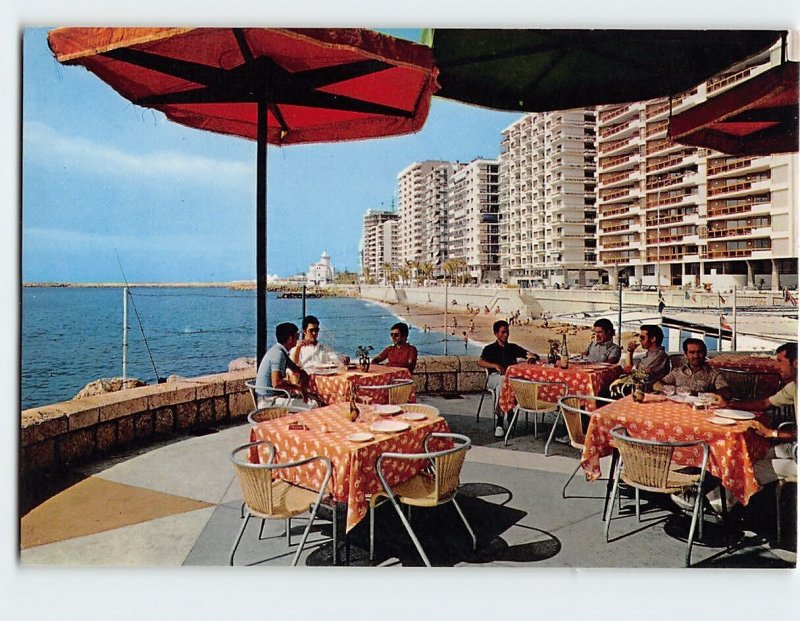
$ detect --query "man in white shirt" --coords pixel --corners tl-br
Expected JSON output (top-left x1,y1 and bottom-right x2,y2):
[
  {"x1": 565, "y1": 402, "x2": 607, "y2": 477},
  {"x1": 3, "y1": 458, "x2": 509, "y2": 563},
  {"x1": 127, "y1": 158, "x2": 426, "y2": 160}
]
[
  {"x1": 727, "y1": 342, "x2": 797, "y2": 484},
  {"x1": 290, "y1": 315, "x2": 348, "y2": 369}
]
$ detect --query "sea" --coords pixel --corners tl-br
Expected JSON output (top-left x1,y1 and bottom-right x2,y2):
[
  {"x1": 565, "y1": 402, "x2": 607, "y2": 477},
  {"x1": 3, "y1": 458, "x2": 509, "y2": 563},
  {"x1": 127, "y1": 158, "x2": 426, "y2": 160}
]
[{"x1": 21, "y1": 287, "x2": 482, "y2": 410}]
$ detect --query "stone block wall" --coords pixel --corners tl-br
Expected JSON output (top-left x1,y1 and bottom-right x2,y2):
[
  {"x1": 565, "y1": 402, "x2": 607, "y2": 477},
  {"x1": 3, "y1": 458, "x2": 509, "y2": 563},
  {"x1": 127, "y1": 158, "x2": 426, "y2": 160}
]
[{"x1": 19, "y1": 357, "x2": 484, "y2": 484}]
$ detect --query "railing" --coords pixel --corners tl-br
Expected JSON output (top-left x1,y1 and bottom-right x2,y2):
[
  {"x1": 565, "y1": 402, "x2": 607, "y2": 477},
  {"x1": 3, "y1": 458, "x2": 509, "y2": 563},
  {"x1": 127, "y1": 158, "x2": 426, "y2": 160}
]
[
  {"x1": 599, "y1": 119, "x2": 635, "y2": 139},
  {"x1": 599, "y1": 135, "x2": 635, "y2": 154},
  {"x1": 645, "y1": 101, "x2": 670, "y2": 119},
  {"x1": 599, "y1": 187, "x2": 631, "y2": 201},
  {"x1": 645, "y1": 120, "x2": 669, "y2": 138},
  {"x1": 707, "y1": 157, "x2": 753, "y2": 176},
  {"x1": 646, "y1": 137, "x2": 674, "y2": 155},
  {"x1": 599, "y1": 153, "x2": 634, "y2": 170},
  {"x1": 646, "y1": 190, "x2": 695, "y2": 207},
  {"x1": 646, "y1": 150, "x2": 694, "y2": 172},
  {"x1": 707, "y1": 67, "x2": 753, "y2": 93},
  {"x1": 704, "y1": 225, "x2": 764, "y2": 239},
  {"x1": 599, "y1": 170, "x2": 634, "y2": 185},
  {"x1": 646, "y1": 173, "x2": 689, "y2": 191},
  {"x1": 599, "y1": 104, "x2": 633, "y2": 123},
  {"x1": 707, "y1": 174, "x2": 770, "y2": 196}
]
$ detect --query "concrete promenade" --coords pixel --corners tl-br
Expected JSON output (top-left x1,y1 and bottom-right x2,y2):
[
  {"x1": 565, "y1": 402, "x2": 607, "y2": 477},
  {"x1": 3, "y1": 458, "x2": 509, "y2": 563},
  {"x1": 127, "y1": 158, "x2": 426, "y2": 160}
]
[{"x1": 11, "y1": 394, "x2": 798, "y2": 618}]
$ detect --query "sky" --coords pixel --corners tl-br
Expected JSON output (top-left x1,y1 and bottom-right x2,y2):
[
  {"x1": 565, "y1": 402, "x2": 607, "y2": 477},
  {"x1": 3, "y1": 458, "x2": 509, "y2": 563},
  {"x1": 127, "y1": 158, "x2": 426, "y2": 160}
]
[{"x1": 21, "y1": 27, "x2": 521, "y2": 282}]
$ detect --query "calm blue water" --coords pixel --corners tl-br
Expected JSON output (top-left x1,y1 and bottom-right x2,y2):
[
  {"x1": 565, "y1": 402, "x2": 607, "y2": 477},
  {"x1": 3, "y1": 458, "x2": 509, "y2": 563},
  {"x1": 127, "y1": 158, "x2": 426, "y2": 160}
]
[{"x1": 21, "y1": 288, "x2": 481, "y2": 409}]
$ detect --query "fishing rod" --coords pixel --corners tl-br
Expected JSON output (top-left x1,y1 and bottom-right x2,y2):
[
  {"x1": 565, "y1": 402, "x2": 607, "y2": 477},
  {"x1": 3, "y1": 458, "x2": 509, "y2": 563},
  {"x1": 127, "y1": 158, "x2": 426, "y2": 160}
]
[{"x1": 116, "y1": 252, "x2": 163, "y2": 383}]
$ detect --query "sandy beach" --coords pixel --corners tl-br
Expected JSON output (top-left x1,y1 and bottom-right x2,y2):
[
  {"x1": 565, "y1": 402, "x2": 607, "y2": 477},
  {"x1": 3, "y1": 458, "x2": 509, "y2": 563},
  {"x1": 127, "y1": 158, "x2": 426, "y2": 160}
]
[{"x1": 378, "y1": 298, "x2": 603, "y2": 357}]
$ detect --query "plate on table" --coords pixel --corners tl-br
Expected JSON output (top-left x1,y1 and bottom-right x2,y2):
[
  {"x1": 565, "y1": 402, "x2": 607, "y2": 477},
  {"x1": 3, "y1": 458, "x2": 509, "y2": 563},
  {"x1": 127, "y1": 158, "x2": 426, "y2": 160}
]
[
  {"x1": 708, "y1": 416, "x2": 737, "y2": 426},
  {"x1": 309, "y1": 368, "x2": 338, "y2": 376},
  {"x1": 347, "y1": 432, "x2": 374, "y2": 442},
  {"x1": 400, "y1": 411, "x2": 427, "y2": 421},
  {"x1": 714, "y1": 409, "x2": 756, "y2": 421},
  {"x1": 374, "y1": 404, "x2": 402, "y2": 416},
  {"x1": 370, "y1": 420, "x2": 411, "y2": 433}
]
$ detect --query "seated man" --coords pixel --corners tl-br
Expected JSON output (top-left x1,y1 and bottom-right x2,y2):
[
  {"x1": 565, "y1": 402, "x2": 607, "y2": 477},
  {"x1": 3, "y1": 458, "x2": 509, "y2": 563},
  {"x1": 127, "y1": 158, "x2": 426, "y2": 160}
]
[
  {"x1": 372, "y1": 322, "x2": 418, "y2": 372},
  {"x1": 254, "y1": 322, "x2": 311, "y2": 408},
  {"x1": 656, "y1": 337, "x2": 732, "y2": 402},
  {"x1": 290, "y1": 314, "x2": 348, "y2": 368},
  {"x1": 584, "y1": 318, "x2": 622, "y2": 364},
  {"x1": 724, "y1": 342, "x2": 797, "y2": 485},
  {"x1": 622, "y1": 324, "x2": 671, "y2": 388},
  {"x1": 478, "y1": 319, "x2": 537, "y2": 438}
]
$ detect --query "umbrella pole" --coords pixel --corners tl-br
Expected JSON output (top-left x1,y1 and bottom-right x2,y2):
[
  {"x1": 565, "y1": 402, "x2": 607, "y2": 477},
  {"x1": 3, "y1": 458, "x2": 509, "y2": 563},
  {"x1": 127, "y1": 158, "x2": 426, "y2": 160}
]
[{"x1": 256, "y1": 100, "x2": 268, "y2": 364}]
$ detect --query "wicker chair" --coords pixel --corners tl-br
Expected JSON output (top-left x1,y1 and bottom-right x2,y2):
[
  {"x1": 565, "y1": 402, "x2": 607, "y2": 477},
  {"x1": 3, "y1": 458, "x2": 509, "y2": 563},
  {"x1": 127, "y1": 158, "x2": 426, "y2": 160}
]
[
  {"x1": 775, "y1": 421, "x2": 797, "y2": 546},
  {"x1": 605, "y1": 426, "x2": 709, "y2": 567},
  {"x1": 245, "y1": 380, "x2": 315, "y2": 411},
  {"x1": 369, "y1": 432, "x2": 476, "y2": 566},
  {"x1": 717, "y1": 367, "x2": 782, "y2": 401},
  {"x1": 229, "y1": 440, "x2": 332, "y2": 566},
  {"x1": 357, "y1": 379, "x2": 414, "y2": 405},
  {"x1": 548, "y1": 395, "x2": 615, "y2": 497},
  {"x1": 396, "y1": 403, "x2": 440, "y2": 418},
  {"x1": 505, "y1": 378, "x2": 567, "y2": 446}
]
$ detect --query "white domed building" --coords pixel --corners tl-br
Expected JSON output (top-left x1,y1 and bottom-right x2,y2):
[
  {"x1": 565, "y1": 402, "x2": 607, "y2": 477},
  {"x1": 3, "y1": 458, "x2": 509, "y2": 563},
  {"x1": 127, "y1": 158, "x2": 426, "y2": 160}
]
[{"x1": 306, "y1": 251, "x2": 335, "y2": 285}]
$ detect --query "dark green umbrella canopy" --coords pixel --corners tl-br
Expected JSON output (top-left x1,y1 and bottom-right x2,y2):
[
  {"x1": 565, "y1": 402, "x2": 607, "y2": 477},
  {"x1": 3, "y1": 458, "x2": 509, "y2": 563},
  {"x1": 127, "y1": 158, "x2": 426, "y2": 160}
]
[{"x1": 423, "y1": 29, "x2": 783, "y2": 112}]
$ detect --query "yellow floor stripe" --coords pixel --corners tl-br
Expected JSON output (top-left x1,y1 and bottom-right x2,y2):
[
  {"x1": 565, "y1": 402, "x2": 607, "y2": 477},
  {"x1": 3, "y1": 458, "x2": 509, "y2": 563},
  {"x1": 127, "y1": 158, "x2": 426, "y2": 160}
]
[{"x1": 21, "y1": 476, "x2": 213, "y2": 549}]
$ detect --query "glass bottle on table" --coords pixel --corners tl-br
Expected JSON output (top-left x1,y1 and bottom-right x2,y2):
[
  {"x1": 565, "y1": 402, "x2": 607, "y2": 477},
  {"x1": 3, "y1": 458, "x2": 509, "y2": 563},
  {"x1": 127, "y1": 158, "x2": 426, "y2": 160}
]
[
  {"x1": 560, "y1": 334, "x2": 569, "y2": 369},
  {"x1": 348, "y1": 390, "x2": 360, "y2": 422}
]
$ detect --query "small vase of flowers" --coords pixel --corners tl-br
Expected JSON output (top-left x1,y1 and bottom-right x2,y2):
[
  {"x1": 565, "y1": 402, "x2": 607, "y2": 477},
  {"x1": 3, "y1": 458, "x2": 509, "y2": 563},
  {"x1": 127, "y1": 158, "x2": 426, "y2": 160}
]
[{"x1": 355, "y1": 345, "x2": 373, "y2": 372}]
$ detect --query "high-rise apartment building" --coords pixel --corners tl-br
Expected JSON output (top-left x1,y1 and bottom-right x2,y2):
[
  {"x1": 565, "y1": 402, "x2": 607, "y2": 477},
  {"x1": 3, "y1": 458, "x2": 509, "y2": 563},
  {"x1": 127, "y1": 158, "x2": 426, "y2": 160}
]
[
  {"x1": 498, "y1": 109, "x2": 598, "y2": 287},
  {"x1": 360, "y1": 209, "x2": 399, "y2": 283},
  {"x1": 448, "y1": 158, "x2": 501, "y2": 283},
  {"x1": 597, "y1": 41, "x2": 798, "y2": 290},
  {"x1": 397, "y1": 160, "x2": 462, "y2": 271}
]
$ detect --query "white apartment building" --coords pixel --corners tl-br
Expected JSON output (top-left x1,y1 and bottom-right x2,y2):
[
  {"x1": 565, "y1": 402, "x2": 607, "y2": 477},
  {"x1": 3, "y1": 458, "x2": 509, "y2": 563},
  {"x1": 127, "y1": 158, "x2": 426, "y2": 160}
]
[
  {"x1": 397, "y1": 160, "x2": 462, "y2": 271},
  {"x1": 597, "y1": 41, "x2": 798, "y2": 291},
  {"x1": 448, "y1": 158, "x2": 501, "y2": 283},
  {"x1": 499, "y1": 109, "x2": 599, "y2": 287},
  {"x1": 360, "y1": 209, "x2": 399, "y2": 283}
]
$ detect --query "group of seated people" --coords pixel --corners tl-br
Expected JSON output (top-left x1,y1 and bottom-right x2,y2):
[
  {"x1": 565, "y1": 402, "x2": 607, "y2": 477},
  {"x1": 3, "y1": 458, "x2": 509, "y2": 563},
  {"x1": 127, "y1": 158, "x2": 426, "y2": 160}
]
[{"x1": 254, "y1": 315, "x2": 418, "y2": 408}]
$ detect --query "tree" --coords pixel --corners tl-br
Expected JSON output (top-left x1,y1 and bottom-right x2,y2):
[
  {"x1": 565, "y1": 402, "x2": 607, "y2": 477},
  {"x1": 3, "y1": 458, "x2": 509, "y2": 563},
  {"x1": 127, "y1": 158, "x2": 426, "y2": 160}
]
[
  {"x1": 418, "y1": 261, "x2": 434, "y2": 284},
  {"x1": 396, "y1": 264, "x2": 411, "y2": 285}
]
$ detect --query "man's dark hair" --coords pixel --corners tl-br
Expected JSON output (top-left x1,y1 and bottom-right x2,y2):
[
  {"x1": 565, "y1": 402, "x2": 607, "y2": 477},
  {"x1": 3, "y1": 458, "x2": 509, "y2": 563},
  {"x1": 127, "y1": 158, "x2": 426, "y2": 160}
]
[
  {"x1": 493, "y1": 319, "x2": 509, "y2": 334},
  {"x1": 776, "y1": 342, "x2": 798, "y2": 363},
  {"x1": 302, "y1": 315, "x2": 320, "y2": 331},
  {"x1": 275, "y1": 322, "x2": 298, "y2": 344},
  {"x1": 641, "y1": 324, "x2": 664, "y2": 346},
  {"x1": 391, "y1": 322, "x2": 409, "y2": 337},
  {"x1": 682, "y1": 337, "x2": 707, "y2": 356},
  {"x1": 594, "y1": 318, "x2": 615, "y2": 335}
]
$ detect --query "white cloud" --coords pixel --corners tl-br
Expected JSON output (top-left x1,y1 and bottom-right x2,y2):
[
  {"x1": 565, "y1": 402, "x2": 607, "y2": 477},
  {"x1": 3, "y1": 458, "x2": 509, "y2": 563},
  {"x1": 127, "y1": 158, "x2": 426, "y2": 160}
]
[{"x1": 23, "y1": 121, "x2": 252, "y2": 188}]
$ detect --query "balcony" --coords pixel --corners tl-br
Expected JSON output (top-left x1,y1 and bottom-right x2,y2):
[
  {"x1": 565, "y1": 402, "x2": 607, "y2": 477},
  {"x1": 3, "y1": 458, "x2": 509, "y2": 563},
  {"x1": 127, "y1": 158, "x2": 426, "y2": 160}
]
[
  {"x1": 599, "y1": 103, "x2": 633, "y2": 123},
  {"x1": 707, "y1": 156, "x2": 753, "y2": 177},
  {"x1": 707, "y1": 173, "x2": 771, "y2": 197},
  {"x1": 704, "y1": 224, "x2": 769, "y2": 239},
  {"x1": 707, "y1": 194, "x2": 771, "y2": 218},
  {"x1": 645, "y1": 150, "x2": 696, "y2": 173},
  {"x1": 707, "y1": 66, "x2": 753, "y2": 94},
  {"x1": 645, "y1": 100, "x2": 670, "y2": 120},
  {"x1": 645, "y1": 119, "x2": 669, "y2": 139},
  {"x1": 645, "y1": 137, "x2": 676, "y2": 156},
  {"x1": 599, "y1": 135, "x2": 636, "y2": 155}
]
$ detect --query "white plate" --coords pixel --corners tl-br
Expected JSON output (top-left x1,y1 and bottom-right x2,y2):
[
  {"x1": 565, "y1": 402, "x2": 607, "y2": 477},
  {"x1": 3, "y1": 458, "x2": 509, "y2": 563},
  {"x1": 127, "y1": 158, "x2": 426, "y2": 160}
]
[
  {"x1": 708, "y1": 416, "x2": 737, "y2": 426},
  {"x1": 374, "y1": 404, "x2": 402, "y2": 416},
  {"x1": 714, "y1": 409, "x2": 756, "y2": 421},
  {"x1": 347, "y1": 432, "x2": 374, "y2": 442},
  {"x1": 400, "y1": 412, "x2": 427, "y2": 421},
  {"x1": 309, "y1": 367, "x2": 338, "y2": 376},
  {"x1": 370, "y1": 420, "x2": 411, "y2": 433},
  {"x1": 667, "y1": 395, "x2": 688, "y2": 403}
]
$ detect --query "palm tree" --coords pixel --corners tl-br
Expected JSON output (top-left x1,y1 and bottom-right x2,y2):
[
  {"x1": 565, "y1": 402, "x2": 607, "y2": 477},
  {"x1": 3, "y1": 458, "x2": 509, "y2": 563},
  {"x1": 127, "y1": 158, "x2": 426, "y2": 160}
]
[
  {"x1": 418, "y1": 261, "x2": 434, "y2": 285},
  {"x1": 396, "y1": 264, "x2": 411, "y2": 286},
  {"x1": 406, "y1": 259, "x2": 422, "y2": 285}
]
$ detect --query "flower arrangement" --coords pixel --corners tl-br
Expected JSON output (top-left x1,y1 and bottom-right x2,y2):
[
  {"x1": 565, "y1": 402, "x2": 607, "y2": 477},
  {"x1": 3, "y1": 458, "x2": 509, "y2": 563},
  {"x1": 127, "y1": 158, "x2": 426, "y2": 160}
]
[
  {"x1": 355, "y1": 345, "x2": 373, "y2": 361},
  {"x1": 609, "y1": 368, "x2": 650, "y2": 401},
  {"x1": 546, "y1": 339, "x2": 560, "y2": 363}
]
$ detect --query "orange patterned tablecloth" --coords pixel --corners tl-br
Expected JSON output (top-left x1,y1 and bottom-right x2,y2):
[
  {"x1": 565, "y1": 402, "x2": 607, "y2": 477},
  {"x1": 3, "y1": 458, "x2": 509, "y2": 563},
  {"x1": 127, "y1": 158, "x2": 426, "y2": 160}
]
[
  {"x1": 581, "y1": 394, "x2": 773, "y2": 505},
  {"x1": 498, "y1": 361, "x2": 623, "y2": 412},
  {"x1": 251, "y1": 402, "x2": 449, "y2": 532},
  {"x1": 708, "y1": 354, "x2": 782, "y2": 374},
  {"x1": 308, "y1": 366, "x2": 415, "y2": 406}
]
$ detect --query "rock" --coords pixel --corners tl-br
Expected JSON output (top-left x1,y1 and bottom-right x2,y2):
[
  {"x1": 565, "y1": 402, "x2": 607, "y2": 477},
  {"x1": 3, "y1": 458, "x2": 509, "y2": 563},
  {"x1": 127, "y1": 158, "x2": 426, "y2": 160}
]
[
  {"x1": 229, "y1": 357, "x2": 256, "y2": 371},
  {"x1": 73, "y1": 377, "x2": 147, "y2": 399}
]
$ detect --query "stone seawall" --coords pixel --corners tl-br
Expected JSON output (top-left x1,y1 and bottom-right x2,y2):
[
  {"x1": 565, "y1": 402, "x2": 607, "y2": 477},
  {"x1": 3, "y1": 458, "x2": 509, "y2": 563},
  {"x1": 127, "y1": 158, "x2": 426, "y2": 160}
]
[{"x1": 20, "y1": 356, "x2": 487, "y2": 485}]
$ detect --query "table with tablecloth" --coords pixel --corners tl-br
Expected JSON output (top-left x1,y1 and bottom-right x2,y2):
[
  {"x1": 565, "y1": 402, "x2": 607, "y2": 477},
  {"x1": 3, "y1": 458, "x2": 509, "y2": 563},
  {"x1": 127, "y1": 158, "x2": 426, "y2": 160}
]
[
  {"x1": 707, "y1": 353, "x2": 783, "y2": 397},
  {"x1": 307, "y1": 365, "x2": 415, "y2": 406},
  {"x1": 581, "y1": 394, "x2": 774, "y2": 505},
  {"x1": 497, "y1": 361, "x2": 623, "y2": 413},
  {"x1": 250, "y1": 402, "x2": 448, "y2": 532}
]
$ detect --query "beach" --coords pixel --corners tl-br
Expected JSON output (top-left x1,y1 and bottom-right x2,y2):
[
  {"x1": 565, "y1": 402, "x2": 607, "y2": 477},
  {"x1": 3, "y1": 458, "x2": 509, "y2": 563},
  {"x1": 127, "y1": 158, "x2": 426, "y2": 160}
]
[{"x1": 378, "y1": 297, "x2": 601, "y2": 356}]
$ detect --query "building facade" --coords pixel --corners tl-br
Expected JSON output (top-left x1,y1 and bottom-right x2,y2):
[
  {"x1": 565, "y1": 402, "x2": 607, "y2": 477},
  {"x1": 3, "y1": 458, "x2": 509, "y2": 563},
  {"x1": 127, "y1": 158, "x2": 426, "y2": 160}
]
[
  {"x1": 306, "y1": 251, "x2": 334, "y2": 285},
  {"x1": 596, "y1": 41, "x2": 798, "y2": 290},
  {"x1": 499, "y1": 109, "x2": 599, "y2": 287},
  {"x1": 448, "y1": 158, "x2": 501, "y2": 283},
  {"x1": 360, "y1": 209, "x2": 399, "y2": 283}
]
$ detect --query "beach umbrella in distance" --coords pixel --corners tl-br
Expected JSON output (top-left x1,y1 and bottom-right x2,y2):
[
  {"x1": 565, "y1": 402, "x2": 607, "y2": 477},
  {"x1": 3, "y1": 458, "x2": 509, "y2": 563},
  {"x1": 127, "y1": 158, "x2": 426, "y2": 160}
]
[
  {"x1": 48, "y1": 27, "x2": 439, "y2": 362},
  {"x1": 421, "y1": 29, "x2": 783, "y2": 112}
]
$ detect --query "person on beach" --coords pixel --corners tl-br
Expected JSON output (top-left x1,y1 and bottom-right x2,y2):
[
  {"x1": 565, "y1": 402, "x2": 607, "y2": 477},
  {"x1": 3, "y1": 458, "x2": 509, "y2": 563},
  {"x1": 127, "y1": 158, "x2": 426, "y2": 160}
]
[
  {"x1": 255, "y1": 322, "x2": 311, "y2": 407},
  {"x1": 372, "y1": 322, "x2": 418, "y2": 372},
  {"x1": 622, "y1": 324, "x2": 670, "y2": 388},
  {"x1": 723, "y1": 342, "x2": 796, "y2": 485},
  {"x1": 478, "y1": 319, "x2": 538, "y2": 438},
  {"x1": 290, "y1": 315, "x2": 349, "y2": 369},
  {"x1": 655, "y1": 338, "x2": 731, "y2": 401},
  {"x1": 584, "y1": 318, "x2": 622, "y2": 364}
]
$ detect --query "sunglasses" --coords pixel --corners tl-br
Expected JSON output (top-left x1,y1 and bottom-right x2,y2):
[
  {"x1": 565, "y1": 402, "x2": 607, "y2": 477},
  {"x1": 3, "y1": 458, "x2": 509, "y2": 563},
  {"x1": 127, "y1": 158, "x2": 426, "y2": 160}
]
[
  {"x1": 308, "y1": 328, "x2": 320, "y2": 333},
  {"x1": 390, "y1": 332, "x2": 402, "y2": 338}
]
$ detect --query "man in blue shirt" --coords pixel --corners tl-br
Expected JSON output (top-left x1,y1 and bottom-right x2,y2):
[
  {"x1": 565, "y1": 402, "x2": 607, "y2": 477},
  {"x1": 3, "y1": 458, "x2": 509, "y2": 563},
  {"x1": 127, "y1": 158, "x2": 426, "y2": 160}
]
[{"x1": 255, "y1": 322, "x2": 309, "y2": 407}]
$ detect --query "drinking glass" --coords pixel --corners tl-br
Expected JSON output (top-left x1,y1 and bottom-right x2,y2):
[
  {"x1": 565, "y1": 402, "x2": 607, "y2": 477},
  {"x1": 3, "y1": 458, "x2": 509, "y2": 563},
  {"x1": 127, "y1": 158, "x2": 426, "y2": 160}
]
[
  {"x1": 676, "y1": 386, "x2": 691, "y2": 400},
  {"x1": 662, "y1": 385, "x2": 676, "y2": 397}
]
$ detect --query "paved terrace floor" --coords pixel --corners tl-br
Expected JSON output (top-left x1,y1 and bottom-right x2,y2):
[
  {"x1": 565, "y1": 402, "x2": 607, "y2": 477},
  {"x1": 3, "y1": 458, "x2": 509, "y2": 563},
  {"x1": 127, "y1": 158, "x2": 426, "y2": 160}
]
[{"x1": 12, "y1": 394, "x2": 799, "y2": 618}]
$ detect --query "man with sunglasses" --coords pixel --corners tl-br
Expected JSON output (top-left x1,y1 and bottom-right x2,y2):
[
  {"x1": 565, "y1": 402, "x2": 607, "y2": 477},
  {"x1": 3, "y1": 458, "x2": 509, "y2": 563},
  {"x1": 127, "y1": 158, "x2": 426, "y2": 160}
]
[
  {"x1": 290, "y1": 314, "x2": 348, "y2": 369},
  {"x1": 622, "y1": 324, "x2": 671, "y2": 389},
  {"x1": 372, "y1": 322, "x2": 418, "y2": 372}
]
